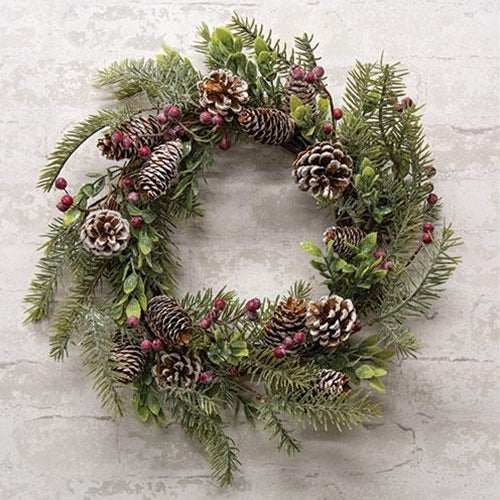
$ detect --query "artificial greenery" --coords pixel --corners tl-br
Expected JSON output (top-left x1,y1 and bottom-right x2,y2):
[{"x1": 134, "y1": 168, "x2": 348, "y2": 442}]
[{"x1": 25, "y1": 14, "x2": 461, "y2": 487}]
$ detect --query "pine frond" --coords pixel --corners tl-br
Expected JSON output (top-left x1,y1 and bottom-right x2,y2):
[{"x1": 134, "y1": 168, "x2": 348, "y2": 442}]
[
  {"x1": 49, "y1": 258, "x2": 107, "y2": 361},
  {"x1": 78, "y1": 302, "x2": 125, "y2": 417},
  {"x1": 165, "y1": 387, "x2": 241, "y2": 487},
  {"x1": 38, "y1": 107, "x2": 137, "y2": 192},
  {"x1": 24, "y1": 219, "x2": 79, "y2": 323},
  {"x1": 258, "y1": 403, "x2": 302, "y2": 455},
  {"x1": 294, "y1": 33, "x2": 321, "y2": 70}
]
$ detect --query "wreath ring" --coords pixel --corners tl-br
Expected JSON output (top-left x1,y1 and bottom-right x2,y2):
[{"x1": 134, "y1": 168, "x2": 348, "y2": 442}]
[{"x1": 25, "y1": 15, "x2": 461, "y2": 487}]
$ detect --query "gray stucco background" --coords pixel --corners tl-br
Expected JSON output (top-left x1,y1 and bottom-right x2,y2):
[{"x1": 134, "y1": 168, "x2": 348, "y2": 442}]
[{"x1": 1, "y1": 1, "x2": 499, "y2": 499}]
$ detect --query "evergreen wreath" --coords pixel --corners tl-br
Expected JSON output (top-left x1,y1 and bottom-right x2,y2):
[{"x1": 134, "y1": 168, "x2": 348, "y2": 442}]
[{"x1": 25, "y1": 14, "x2": 461, "y2": 487}]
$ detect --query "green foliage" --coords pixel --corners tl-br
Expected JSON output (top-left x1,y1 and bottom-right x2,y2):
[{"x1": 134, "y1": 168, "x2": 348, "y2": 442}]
[
  {"x1": 37, "y1": 107, "x2": 137, "y2": 192},
  {"x1": 302, "y1": 233, "x2": 388, "y2": 302},
  {"x1": 207, "y1": 331, "x2": 249, "y2": 366},
  {"x1": 133, "y1": 371, "x2": 167, "y2": 425}
]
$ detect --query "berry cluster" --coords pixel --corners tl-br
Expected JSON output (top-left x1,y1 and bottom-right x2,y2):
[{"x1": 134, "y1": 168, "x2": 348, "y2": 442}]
[
  {"x1": 54, "y1": 177, "x2": 74, "y2": 212},
  {"x1": 272, "y1": 330, "x2": 306, "y2": 358},
  {"x1": 373, "y1": 249, "x2": 394, "y2": 271},
  {"x1": 421, "y1": 222, "x2": 435, "y2": 245}
]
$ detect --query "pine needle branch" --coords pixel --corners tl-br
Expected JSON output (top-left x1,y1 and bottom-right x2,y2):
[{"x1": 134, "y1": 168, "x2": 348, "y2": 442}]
[
  {"x1": 38, "y1": 107, "x2": 137, "y2": 192},
  {"x1": 258, "y1": 403, "x2": 302, "y2": 455},
  {"x1": 294, "y1": 33, "x2": 321, "y2": 70}
]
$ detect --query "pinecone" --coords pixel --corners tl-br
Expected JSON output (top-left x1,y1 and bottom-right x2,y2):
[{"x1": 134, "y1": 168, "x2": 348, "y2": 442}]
[
  {"x1": 238, "y1": 107, "x2": 295, "y2": 145},
  {"x1": 316, "y1": 369, "x2": 351, "y2": 396},
  {"x1": 97, "y1": 115, "x2": 163, "y2": 160},
  {"x1": 153, "y1": 351, "x2": 202, "y2": 388},
  {"x1": 292, "y1": 141, "x2": 354, "y2": 199},
  {"x1": 264, "y1": 297, "x2": 307, "y2": 352},
  {"x1": 198, "y1": 69, "x2": 249, "y2": 121},
  {"x1": 282, "y1": 76, "x2": 317, "y2": 114},
  {"x1": 137, "y1": 141, "x2": 183, "y2": 200},
  {"x1": 80, "y1": 209, "x2": 130, "y2": 258},
  {"x1": 145, "y1": 296, "x2": 193, "y2": 346},
  {"x1": 323, "y1": 226, "x2": 366, "y2": 256},
  {"x1": 306, "y1": 295, "x2": 357, "y2": 348},
  {"x1": 110, "y1": 335, "x2": 147, "y2": 384}
]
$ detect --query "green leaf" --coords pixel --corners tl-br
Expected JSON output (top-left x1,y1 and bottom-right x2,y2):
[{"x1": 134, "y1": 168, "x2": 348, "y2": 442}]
[
  {"x1": 126, "y1": 298, "x2": 141, "y2": 318},
  {"x1": 355, "y1": 365, "x2": 375, "y2": 379},
  {"x1": 359, "y1": 233, "x2": 378, "y2": 253},
  {"x1": 136, "y1": 404, "x2": 150, "y2": 422},
  {"x1": 289, "y1": 95, "x2": 303, "y2": 113},
  {"x1": 368, "y1": 377, "x2": 386, "y2": 393},
  {"x1": 318, "y1": 97, "x2": 330, "y2": 114},
  {"x1": 141, "y1": 209, "x2": 156, "y2": 224},
  {"x1": 123, "y1": 273, "x2": 139, "y2": 294},
  {"x1": 138, "y1": 232, "x2": 153, "y2": 255},
  {"x1": 254, "y1": 36, "x2": 268, "y2": 54},
  {"x1": 146, "y1": 392, "x2": 161, "y2": 415},
  {"x1": 372, "y1": 368, "x2": 387, "y2": 377},
  {"x1": 63, "y1": 208, "x2": 83, "y2": 227},
  {"x1": 214, "y1": 27, "x2": 233, "y2": 47},
  {"x1": 300, "y1": 241, "x2": 323, "y2": 258}
]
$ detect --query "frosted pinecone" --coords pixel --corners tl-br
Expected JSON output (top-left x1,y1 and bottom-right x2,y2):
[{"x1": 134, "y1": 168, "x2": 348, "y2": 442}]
[
  {"x1": 153, "y1": 352, "x2": 202, "y2": 389},
  {"x1": 110, "y1": 335, "x2": 147, "y2": 384},
  {"x1": 145, "y1": 296, "x2": 193, "y2": 346},
  {"x1": 306, "y1": 295, "x2": 357, "y2": 348},
  {"x1": 80, "y1": 209, "x2": 130, "y2": 258},
  {"x1": 138, "y1": 141, "x2": 183, "y2": 200},
  {"x1": 316, "y1": 369, "x2": 351, "y2": 396},
  {"x1": 323, "y1": 226, "x2": 366, "y2": 257},
  {"x1": 238, "y1": 107, "x2": 295, "y2": 145},
  {"x1": 198, "y1": 69, "x2": 249, "y2": 121}
]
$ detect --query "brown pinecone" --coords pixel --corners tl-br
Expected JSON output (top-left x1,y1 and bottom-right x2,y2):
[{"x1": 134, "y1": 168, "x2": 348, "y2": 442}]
[
  {"x1": 292, "y1": 141, "x2": 354, "y2": 199},
  {"x1": 306, "y1": 295, "x2": 357, "y2": 348},
  {"x1": 316, "y1": 369, "x2": 351, "y2": 396},
  {"x1": 282, "y1": 75, "x2": 317, "y2": 114},
  {"x1": 145, "y1": 296, "x2": 193, "y2": 346},
  {"x1": 264, "y1": 297, "x2": 307, "y2": 352},
  {"x1": 137, "y1": 141, "x2": 183, "y2": 200},
  {"x1": 110, "y1": 335, "x2": 147, "y2": 384},
  {"x1": 80, "y1": 209, "x2": 130, "y2": 258},
  {"x1": 323, "y1": 226, "x2": 366, "y2": 256},
  {"x1": 198, "y1": 69, "x2": 249, "y2": 121},
  {"x1": 153, "y1": 351, "x2": 202, "y2": 389},
  {"x1": 97, "y1": 115, "x2": 163, "y2": 161},
  {"x1": 238, "y1": 107, "x2": 295, "y2": 145}
]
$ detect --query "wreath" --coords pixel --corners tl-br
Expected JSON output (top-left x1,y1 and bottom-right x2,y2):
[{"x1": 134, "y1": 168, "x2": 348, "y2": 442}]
[{"x1": 25, "y1": 15, "x2": 461, "y2": 487}]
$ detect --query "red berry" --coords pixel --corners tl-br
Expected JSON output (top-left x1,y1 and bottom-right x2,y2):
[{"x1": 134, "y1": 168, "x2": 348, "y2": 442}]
[
  {"x1": 353, "y1": 320, "x2": 363, "y2": 332},
  {"x1": 245, "y1": 298, "x2": 261, "y2": 312},
  {"x1": 333, "y1": 108, "x2": 343, "y2": 120},
  {"x1": 313, "y1": 65, "x2": 325, "y2": 77},
  {"x1": 126, "y1": 316, "x2": 139, "y2": 328},
  {"x1": 422, "y1": 232, "x2": 433, "y2": 244},
  {"x1": 282, "y1": 337, "x2": 294, "y2": 349},
  {"x1": 121, "y1": 176, "x2": 134, "y2": 189},
  {"x1": 140, "y1": 339, "x2": 153, "y2": 352},
  {"x1": 212, "y1": 114, "x2": 224, "y2": 126},
  {"x1": 305, "y1": 71, "x2": 316, "y2": 84},
  {"x1": 425, "y1": 166, "x2": 437, "y2": 177},
  {"x1": 246, "y1": 310, "x2": 259, "y2": 321},
  {"x1": 163, "y1": 104, "x2": 173, "y2": 114},
  {"x1": 401, "y1": 97, "x2": 414, "y2": 108},
  {"x1": 294, "y1": 331, "x2": 306, "y2": 344},
  {"x1": 227, "y1": 366, "x2": 237, "y2": 376},
  {"x1": 423, "y1": 222, "x2": 435, "y2": 233},
  {"x1": 208, "y1": 308, "x2": 221, "y2": 320},
  {"x1": 55, "y1": 177, "x2": 68, "y2": 190},
  {"x1": 213, "y1": 298, "x2": 226, "y2": 310},
  {"x1": 131, "y1": 216, "x2": 143, "y2": 229},
  {"x1": 157, "y1": 112, "x2": 168, "y2": 125},
  {"x1": 56, "y1": 201, "x2": 70, "y2": 212},
  {"x1": 427, "y1": 193, "x2": 438, "y2": 205},
  {"x1": 138, "y1": 146, "x2": 151, "y2": 157},
  {"x1": 273, "y1": 346, "x2": 285, "y2": 358},
  {"x1": 199, "y1": 111, "x2": 213, "y2": 125},
  {"x1": 61, "y1": 194, "x2": 73, "y2": 207},
  {"x1": 152, "y1": 338, "x2": 163, "y2": 351},
  {"x1": 323, "y1": 122, "x2": 334, "y2": 134},
  {"x1": 167, "y1": 106, "x2": 182, "y2": 120},
  {"x1": 199, "y1": 372, "x2": 214, "y2": 384},
  {"x1": 373, "y1": 249, "x2": 387, "y2": 260},
  {"x1": 218, "y1": 136, "x2": 231, "y2": 150},
  {"x1": 121, "y1": 136, "x2": 133, "y2": 149},
  {"x1": 111, "y1": 130, "x2": 124, "y2": 144},
  {"x1": 381, "y1": 260, "x2": 394, "y2": 271},
  {"x1": 127, "y1": 191, "x2": 140, "y2": 204},
  {"x1": 199, "y1": 317, "x2": 212, "y2": 330},
  {"x1": 291, "y1": 66, "x2": 305, "y2": 80}
]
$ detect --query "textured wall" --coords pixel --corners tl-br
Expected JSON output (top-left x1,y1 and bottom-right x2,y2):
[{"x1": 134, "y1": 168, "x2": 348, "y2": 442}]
[{"x1": 1, "y1": 0, "x2": 499, "y2": 499}]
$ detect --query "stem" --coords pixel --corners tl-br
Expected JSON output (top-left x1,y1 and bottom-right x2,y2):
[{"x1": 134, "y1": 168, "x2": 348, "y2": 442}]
[{"x1": 317, "y1": 80, "x2": 336, "y2": 133}]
